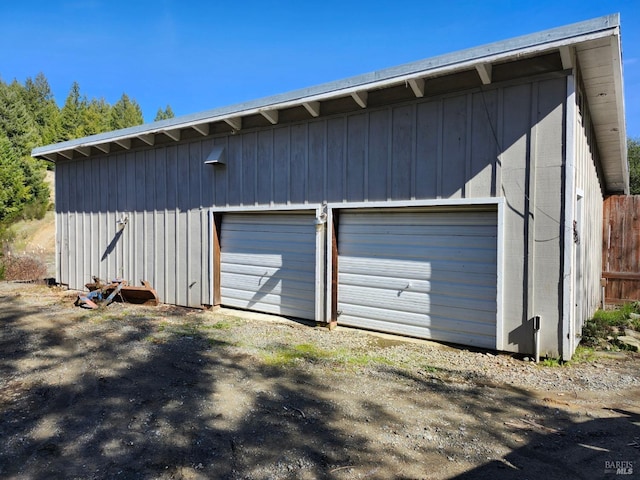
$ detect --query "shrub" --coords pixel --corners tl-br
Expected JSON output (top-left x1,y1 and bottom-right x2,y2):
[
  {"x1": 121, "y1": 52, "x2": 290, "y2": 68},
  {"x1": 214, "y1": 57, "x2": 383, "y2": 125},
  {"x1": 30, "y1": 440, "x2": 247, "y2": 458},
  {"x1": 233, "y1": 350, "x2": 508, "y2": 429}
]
[
  {"x1": 1, "y1": 254, "x2": 47, "y2": 281},
  {"x1": 581, "y1": 303, "x2": 640, "y2": 348}
]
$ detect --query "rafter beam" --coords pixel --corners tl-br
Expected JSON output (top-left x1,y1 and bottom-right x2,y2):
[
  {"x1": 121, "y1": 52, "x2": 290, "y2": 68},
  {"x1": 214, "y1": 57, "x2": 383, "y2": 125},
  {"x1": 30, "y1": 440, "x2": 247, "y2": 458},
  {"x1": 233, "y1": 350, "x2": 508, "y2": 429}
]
[
  {"x1": 559, "y1": 46, "x2": 573, "y2": 69},
  {"x1": 138, "y1": 133, "x2": 155, "y2": 146},
  {"x1": 58, "y1": 150, "x2": 73, "y2": 160},
  {"x1": 163, "y1": 129, "x2": 181, "y2": 141},
  {"x1": 224, "y1": 117, "x2": 242, "y2": 131},
  {"x1": 351, "y1": 90, "x2": 368, "y2": 108},
  {"x1": 41, "y1": 153, "x2": 58, "y2": 162},
  {"x1": 303, "y1": 101, "x2": 320, "y2": 117},
  {"x1": 76, "y1": 146, "x2": 91, "y2": 157},
  {"x1": 192, "y1": 123, "x2": 209, "y2": 136},
  {"x1": 408, "y1": 78, "x2": 425, "y2": 98},
  {"x1": 260, "y1": 109, "x2": 279, "y2": 125},
  {"x1": 475, "y1": 63, "x2": 492, "y2": 85},
  {"x1": 115, "y1": 138, "x2": 131, "y2": 150},
  {"x1": 95, "y1": 143, "x2": 110, "y2": 154}
]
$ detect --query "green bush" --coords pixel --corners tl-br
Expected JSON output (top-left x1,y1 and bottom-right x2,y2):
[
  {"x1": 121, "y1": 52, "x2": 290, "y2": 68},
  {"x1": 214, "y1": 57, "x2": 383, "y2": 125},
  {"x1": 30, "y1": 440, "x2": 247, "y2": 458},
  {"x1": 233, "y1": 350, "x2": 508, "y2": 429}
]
[{"x1": 582, "y1": 303, "x2": 640, "y2": 347}]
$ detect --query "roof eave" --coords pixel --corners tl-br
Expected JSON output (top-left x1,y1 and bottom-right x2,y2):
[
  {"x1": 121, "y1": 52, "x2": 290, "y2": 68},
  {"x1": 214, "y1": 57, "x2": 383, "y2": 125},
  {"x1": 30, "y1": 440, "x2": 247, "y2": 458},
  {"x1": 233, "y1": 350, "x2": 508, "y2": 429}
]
[{"x1": 32, "y1": 14, "x2": 625, "y2": 186}]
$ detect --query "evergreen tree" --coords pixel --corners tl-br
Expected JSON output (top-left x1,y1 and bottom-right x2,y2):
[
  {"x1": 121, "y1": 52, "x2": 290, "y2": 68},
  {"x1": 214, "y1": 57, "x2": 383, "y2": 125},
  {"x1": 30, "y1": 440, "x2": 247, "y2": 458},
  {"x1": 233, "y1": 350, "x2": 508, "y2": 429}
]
[
  {"x1": 0, "y1": 80, "x2": 40, "y2": 157},
  {"x1": 154, "y1": 104, "x2": 175, "y2": 121},
  {"x1": 82, "y1": 98, "x2": 111, "y2": 136},
  {"x1": 629, "y1": 138, "x2": 640, "y2": 195},
  {"x1": 0, "y1": 134, "x2": 29, "y2": 223},
  {"x1": 110, "y1": 93, "x2": 143, "y2": 130},
  {"x1": 0, "y1": 133, "x2": 48, "y2": 223},
  {"x1": 60, "y1": 81, "x2": 87, "y2": 140},
  {"x1": 22, "y1": 73, "x2": 61, "y2": 145}
]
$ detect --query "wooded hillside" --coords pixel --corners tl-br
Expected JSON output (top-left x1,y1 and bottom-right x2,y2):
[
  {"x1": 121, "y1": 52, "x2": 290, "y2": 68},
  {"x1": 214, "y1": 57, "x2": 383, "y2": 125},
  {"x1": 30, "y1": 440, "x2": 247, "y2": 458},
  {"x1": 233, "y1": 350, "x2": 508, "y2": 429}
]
[{"x1": 0, "y1": 72, "x2": 173, "y2": 237}]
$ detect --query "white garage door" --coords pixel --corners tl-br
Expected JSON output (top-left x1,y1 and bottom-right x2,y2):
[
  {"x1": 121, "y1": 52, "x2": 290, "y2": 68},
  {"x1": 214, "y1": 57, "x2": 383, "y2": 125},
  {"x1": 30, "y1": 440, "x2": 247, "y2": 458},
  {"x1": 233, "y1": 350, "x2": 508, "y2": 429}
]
[
  {"x1": 338, "y1": 208, "x2": 498, "y2": 348},
  {"x1": 220, "y1": 213, "x2": 317, "y2": 320}
]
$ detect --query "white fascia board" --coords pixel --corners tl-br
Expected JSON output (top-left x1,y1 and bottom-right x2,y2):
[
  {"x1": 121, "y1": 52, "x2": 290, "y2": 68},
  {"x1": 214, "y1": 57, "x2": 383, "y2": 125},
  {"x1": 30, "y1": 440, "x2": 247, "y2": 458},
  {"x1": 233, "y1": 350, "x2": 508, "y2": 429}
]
[{"x1": 31, "y1": 16, "x2": 620, "y2": 160}]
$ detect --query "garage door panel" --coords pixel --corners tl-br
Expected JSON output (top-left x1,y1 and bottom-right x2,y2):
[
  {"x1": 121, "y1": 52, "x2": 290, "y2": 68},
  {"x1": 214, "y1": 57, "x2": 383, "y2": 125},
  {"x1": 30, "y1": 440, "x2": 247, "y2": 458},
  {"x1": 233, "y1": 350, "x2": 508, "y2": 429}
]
[
  {"x1": 221, "y1": 263, "x2": 315, "y2": 280},
  {"x1": 340, "y1": 244, "x2": 495, "y2": 263},
  {"x1": 221, "y1": 289, "x2": 314, "y2": 318},
  {"x1": 339, "y1": 284, "x2": 497, "y2": 317},
  {"x1": 221, "y1": 272, "x2": 315, "y2": 294},
  {"x1": 339, "y1": 305, "x2": 494, "y2": 336},
  {"x1": 341, "y1": 224, "x2": 497, "y2": 240},
  {"x1": 339, "y1": 314, "x2": 495, "y2": 349},
  {"x1": 339, "y1": 257, "x2": 497, "y2": 282},
  {"x1": 339, "y1": 304, "x2": 495, "y2": 336},
  {"x1": 338, "y1": 209, "x2": 497, "y2": 347},
  {"x1": 340, "y1": 255, "x2": 497, "y2": 278},
  {"x1": 222, "y1": 232, "x2": 315, "y2": 251},
  {"x1": 221, "y1": 213, "x2": 317, "y2": 320},
  {"x1": 341, "y1": 210, "x2": 496, "y2": 226},
  {"x1": 221, "y1": 252, "x2": 316, "y2": 270},
  {"x1": 339, "y1": 272, "x2": 497, "y2": 301}
]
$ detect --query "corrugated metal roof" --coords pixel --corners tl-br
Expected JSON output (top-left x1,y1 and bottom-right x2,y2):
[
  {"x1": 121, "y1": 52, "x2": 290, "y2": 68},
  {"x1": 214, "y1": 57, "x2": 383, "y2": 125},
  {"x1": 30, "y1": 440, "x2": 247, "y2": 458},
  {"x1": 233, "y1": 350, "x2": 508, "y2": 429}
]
[{"x1": 32, "y1": 13, "x2": 627, "y2": 193}]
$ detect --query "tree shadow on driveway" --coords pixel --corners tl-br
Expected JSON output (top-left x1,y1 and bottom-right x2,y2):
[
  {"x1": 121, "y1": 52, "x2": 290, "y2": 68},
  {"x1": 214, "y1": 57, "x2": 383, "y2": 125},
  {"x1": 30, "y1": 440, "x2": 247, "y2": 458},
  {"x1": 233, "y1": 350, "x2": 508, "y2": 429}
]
[{"x1": 0, "y1": 290, "x2": 638, "y2": 479}]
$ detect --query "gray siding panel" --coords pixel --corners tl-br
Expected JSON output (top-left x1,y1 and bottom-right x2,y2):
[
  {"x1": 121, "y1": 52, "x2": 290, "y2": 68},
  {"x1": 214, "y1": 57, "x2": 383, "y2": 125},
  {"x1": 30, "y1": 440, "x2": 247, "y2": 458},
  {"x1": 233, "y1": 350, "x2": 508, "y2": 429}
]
[
  {"x1": 441, "y1": 95, "x2": 468, "y2": 198},
  {"x1": 532, "y1": 79, "x2": 565, "y2": 355},
  {"x1": 468, "y1": 90, "x2": 498, "y2": 198},
  {"x1": 368, "y1": 109, "x2": 390, "y2": 201},
  {"x1": 307, "y1": 122, "x2": 326, "y2": 203},
  {"x1": 326, "y1": 117, "x2": 345, "y2": 202},
  {"x1": 346, "y1": 114, "x2": 366, "y2": 202},
  {"x1": 273, "y1": 127, "x2": 290, "y2": 204},
  {"x1": 256, "y1": 131, "x2": 273, "y2": 204},
  {"x1": 415, "y1": 102, "x2": 439, "y2": 198},
  {"x1": 391, "y1": 105, "x2": 413, "y2": 200},
  {"x1": 213, "y1": 139, "x2": 228, "y2": 206},
  {"x1": 290, "y1": 124, "x2": 307, "y2": 204}
]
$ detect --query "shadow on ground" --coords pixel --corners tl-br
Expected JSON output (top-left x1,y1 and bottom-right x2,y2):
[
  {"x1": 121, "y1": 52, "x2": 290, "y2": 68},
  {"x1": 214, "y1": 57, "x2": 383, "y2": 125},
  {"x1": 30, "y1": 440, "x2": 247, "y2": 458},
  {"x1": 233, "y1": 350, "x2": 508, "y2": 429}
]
[{"x1": 0, "y1": 291, "x2": 638, "y2": 479}]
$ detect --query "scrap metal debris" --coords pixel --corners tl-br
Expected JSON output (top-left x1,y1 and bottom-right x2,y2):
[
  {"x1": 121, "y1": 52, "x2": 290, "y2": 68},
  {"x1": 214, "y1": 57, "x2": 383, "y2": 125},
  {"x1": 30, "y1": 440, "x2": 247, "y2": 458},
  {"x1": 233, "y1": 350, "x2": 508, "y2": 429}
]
[{"x1": 74, "y1": 277, "x2": 159, "y2": 309}]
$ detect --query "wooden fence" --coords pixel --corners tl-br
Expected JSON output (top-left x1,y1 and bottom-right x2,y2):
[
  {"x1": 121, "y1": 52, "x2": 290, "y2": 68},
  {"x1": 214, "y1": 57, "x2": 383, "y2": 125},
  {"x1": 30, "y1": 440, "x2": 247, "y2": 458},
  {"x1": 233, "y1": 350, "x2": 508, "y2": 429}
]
[{"x1": 603, "y1": 195, "x2": 640, "y2": 304}]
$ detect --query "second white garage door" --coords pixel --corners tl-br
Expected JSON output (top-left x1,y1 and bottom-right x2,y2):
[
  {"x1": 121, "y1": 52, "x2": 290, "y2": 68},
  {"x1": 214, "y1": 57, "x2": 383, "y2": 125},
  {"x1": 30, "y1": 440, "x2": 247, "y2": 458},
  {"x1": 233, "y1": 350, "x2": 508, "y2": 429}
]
[
  {"x1": 337, "y1": 208, "x2": 498, "y2": 348},
  {"x1": 220, "y1": 213, "x2": 317, "y2": 320}
]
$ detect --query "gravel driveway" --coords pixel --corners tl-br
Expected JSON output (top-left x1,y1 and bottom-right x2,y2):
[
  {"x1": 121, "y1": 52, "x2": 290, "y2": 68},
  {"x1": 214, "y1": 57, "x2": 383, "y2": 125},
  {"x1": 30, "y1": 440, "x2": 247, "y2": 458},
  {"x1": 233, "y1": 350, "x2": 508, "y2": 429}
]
[{"x1": 1, "y1": 282, "x2": 638, "y2": 479}]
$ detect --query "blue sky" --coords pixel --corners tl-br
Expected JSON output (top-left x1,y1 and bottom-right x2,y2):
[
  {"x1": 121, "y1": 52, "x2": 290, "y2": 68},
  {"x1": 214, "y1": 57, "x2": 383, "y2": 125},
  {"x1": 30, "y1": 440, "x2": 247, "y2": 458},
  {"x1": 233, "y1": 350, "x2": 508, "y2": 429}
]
[{"x1": 1, "y1": 1, "x2": 639, "y2": 138}]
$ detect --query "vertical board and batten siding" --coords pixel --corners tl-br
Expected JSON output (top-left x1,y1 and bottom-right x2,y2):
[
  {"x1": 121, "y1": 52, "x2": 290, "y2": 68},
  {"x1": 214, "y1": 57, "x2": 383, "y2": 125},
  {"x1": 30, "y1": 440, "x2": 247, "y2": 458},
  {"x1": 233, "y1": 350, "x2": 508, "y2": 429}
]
[
  {"x1": 220, "y1": 213, "x2": 317, "y2": 319},
  {"x1": 337, "y1": 209, "x2": 498, "y2": 348},
  {"x1": 574, "y1": 75, "x2": 605, "y2": 330},
  {"x1": 56, "y1": 75, "x2": 567, "y2": 354},
  {"x1": 55, "y1": 142, "x2": 214, "y2": 308}
]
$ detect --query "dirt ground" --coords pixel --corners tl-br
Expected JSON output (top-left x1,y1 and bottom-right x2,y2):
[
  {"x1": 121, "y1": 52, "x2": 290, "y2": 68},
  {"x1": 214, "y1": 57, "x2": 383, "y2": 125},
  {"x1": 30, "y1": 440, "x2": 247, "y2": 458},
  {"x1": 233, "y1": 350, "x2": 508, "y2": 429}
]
[{"x1": 1, "y1": 282, "x2": 639, "y2": 479}]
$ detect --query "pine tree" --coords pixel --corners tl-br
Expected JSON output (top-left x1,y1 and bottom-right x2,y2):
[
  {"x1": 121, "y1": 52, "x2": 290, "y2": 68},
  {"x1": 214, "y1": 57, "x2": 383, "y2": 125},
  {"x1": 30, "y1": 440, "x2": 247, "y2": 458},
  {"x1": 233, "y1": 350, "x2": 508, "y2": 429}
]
[
  {"x1": 22, "y1": 73, "x2": 61, "y2": 145},
  {"x1": 60, "y1": 81, "x2": 87, "y2": 141},
  {"x1": 0, "y1": 134, "x2": 28, "y2": 223},
  {"x1": 0, "y1": 80, "x2": 40, "y2": 158},
  {"x1": 154, "y1": 104, "x2": 175, "y2": 121},
  {"x1": 83, "y1": 98, "x2": 111, "y2": 136},
  {"x1": 110, "y1": 93, "x2": 144, "y2": 130}
]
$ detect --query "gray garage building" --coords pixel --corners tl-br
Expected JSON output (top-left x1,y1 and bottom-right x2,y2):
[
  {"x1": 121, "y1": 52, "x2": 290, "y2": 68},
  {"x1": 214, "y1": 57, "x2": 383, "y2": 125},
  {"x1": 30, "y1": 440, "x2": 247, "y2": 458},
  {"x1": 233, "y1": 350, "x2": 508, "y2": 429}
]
[{"x1": 33, "y1": 14, "x2": 628, "y2": 360}]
